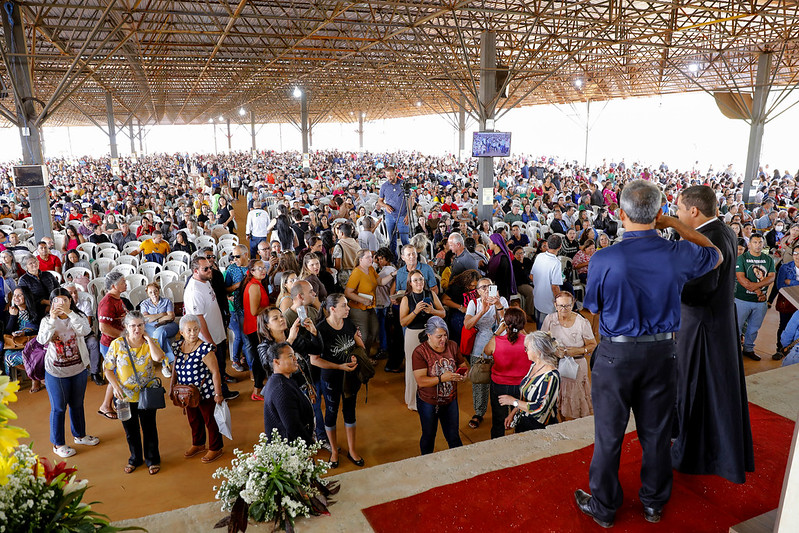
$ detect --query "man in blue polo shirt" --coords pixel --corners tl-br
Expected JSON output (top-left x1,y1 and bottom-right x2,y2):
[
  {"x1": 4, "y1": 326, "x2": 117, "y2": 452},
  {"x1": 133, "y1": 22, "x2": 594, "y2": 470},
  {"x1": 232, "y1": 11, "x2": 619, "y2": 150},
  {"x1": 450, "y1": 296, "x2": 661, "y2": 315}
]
[
  {"x1": 574, "y1": 180, "x2": 721, "y2": 528},
  {"x1": 377, "y1": 166, "x2": 410, "y2": 256}
]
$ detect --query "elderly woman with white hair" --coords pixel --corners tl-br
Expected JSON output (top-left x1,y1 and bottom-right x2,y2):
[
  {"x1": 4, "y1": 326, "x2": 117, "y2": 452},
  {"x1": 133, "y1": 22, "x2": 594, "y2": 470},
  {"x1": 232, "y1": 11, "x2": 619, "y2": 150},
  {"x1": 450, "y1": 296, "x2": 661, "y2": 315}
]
[
  {"x1": 170, "y1": 314, "x2": 225, "y2": 464},
  {"x1": 498, "y1": 331, "x2": 561, "y2": 433},
  {"x1": 412, "y1": 316, "x2": 468, "y2": 455}
]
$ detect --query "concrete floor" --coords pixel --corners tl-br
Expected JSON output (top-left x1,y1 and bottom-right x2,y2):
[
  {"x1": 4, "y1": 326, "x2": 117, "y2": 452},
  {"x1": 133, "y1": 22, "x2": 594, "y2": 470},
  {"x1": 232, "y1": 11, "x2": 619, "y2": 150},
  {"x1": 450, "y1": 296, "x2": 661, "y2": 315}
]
[{"x1": 10, "y1": 194, "x2": 793, "y2": 529}]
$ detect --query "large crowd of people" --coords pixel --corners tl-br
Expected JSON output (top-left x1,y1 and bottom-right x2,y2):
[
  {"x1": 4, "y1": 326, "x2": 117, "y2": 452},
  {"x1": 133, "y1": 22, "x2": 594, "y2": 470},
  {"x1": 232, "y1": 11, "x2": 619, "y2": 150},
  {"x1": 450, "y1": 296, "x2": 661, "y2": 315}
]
[{"x1": 0, "y1": 149, "x2": 790, "y2": 522}]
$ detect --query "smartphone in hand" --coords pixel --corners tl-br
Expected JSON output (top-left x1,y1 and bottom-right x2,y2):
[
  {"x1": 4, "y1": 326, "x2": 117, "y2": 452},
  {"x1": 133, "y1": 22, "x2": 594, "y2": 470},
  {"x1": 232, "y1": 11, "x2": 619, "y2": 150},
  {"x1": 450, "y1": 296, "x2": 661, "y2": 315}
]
[
  {"x1": 456, "y1": 367, "x2": 468, "y2": 376},
  {"x1": 488, "y1": 285, "x2": 498, "y2": 298}
]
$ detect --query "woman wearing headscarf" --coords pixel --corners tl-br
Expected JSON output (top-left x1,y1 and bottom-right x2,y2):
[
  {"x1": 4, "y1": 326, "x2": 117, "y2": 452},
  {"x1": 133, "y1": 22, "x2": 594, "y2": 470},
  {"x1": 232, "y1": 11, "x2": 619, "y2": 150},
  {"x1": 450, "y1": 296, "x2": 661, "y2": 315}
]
[{"x1": 486, "y1": 233, "x2": 516, "y2": 301}]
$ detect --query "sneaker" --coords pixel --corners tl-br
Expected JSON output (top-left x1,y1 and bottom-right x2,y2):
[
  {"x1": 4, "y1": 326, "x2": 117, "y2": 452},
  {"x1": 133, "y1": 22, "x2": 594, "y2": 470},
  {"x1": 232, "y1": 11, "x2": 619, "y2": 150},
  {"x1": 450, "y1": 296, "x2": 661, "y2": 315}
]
[
  {"x1": 319, "y1": 440, "x2": 333, "y2": 453},
  {"x1": 161, "y1": 364, "x2": 172, "y2": 378},
  {"x1": 223, "y1": 390, "x2": 240, "y2": 400},
  {"x1": 231, "y1": 361, "x2": 247, "y2": 372},
  {"x1": 224, "y1": 374, "x2": 238, "y2": 384},
  {"x1": 743, "y1": 350, "x2": 761, "y2": 361},
  {"x1": 53, "y1": 445, "x2": 76, "y2": 458},
  {"x1": 74, "y1": 435, "x2": 100, "y2": 446}
]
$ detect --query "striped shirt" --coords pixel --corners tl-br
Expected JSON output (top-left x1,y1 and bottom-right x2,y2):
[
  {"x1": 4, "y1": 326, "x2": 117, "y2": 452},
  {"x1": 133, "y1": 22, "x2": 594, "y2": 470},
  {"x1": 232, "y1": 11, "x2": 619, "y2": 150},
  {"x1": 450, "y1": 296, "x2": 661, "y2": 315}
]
[{"x1": 518, "y1": 367, "x2": 560, "y2": 425}]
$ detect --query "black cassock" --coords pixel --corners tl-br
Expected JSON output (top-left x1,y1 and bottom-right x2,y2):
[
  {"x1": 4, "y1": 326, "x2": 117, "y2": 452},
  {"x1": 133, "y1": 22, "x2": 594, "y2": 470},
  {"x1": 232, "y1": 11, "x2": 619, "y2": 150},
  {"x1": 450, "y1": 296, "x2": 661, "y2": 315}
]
[{"x1": 671, "y1": 218, "x2": 754, "y2": 483}]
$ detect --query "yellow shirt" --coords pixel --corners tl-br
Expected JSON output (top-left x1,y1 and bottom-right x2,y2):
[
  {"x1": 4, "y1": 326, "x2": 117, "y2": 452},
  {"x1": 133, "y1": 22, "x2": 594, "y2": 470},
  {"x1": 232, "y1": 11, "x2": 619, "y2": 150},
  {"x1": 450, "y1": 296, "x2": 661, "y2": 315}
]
[
  {"x1": 103, "y1": 337, "x2": 156, "y2": 402},
  {"x1": 140, "y1": 239, "x2": 170, "y2": 256},
  {"x1": 346, "y1": 266, "x2": 378, "y2": 310}
]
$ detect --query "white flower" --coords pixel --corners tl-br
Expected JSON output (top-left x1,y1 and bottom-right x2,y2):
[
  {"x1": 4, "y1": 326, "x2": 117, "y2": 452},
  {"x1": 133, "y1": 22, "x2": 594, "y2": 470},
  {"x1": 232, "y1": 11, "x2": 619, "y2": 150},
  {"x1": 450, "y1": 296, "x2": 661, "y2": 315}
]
[{"x1": 63, "y1": 478, "x2": 88, "y2": 495}]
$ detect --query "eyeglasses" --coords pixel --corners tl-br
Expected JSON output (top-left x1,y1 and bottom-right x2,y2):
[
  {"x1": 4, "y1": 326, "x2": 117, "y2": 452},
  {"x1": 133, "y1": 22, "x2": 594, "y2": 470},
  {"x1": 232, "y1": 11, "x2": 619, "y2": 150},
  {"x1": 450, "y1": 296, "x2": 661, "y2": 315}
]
[
  {"x1": 231, "y1": 255, "x2": 241, "y2": 259},
  {"x1": 555, "y1": 303, "x2": 572, "y2": 309},
  {"x1": 205, "y1": 255, "x2": 215, "y2": 260},
  {"x1": 199, "y1": 267, "x2": 212, "y2": 272},
  {"x1": 252, "y1": 266, "x2": 266, "y2": 271},
  {"x1": 477, "y1": 285, "x2": 490, "y2": 290}
]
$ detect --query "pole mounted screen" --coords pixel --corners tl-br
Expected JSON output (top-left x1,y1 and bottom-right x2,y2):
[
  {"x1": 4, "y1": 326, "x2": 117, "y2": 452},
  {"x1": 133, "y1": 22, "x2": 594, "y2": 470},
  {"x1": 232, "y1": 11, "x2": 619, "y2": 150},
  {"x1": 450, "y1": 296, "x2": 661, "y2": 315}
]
[{"x1": 13, "y1": 165, "x2": 48, "y2": 187}]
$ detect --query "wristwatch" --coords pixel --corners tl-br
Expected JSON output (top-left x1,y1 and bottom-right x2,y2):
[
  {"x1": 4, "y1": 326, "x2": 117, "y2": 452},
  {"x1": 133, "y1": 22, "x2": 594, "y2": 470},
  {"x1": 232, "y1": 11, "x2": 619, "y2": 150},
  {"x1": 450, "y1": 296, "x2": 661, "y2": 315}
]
[{"x1": 513, "y1": 400, "x2": 519, "y2": 408}]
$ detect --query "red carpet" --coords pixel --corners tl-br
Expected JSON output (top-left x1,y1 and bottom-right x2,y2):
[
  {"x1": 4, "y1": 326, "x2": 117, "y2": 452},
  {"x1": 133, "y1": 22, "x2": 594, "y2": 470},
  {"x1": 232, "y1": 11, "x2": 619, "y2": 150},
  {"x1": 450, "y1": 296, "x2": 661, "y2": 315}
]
[{"x1": 363, "y1": 404, "x2": 793, "y2": 532}]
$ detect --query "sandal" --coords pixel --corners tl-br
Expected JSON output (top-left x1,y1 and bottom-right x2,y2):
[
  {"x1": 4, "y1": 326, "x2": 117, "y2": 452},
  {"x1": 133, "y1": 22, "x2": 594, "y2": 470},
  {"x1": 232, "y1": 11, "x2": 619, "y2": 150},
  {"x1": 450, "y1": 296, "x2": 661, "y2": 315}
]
[
  {"x1": 30, "y1": 384, "x2": 44, "y2": 394},
  {"x1": 124, "y1": 464, "x2": 137, "y2": 474},
  {"x1": 148, "y1": 465, "x2": 160, "y2": 475},
  {"x1": 468, "y1": 415, "x2": 483, "y2": 429},
  {"x1": 97, "y1": 409, "x2": 118, "y2": 420}
]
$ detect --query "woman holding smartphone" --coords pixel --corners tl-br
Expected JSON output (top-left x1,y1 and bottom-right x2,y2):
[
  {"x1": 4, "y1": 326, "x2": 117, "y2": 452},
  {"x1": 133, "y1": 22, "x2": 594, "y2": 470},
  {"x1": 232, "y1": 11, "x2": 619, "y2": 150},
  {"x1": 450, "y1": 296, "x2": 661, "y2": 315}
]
[
  {"x1": 399, "y1": 270, "x2": 446, "y2": 411},
  {"x1": 412, "y1": 316, "x2": 467, "y2": 455},
  {"x1": 463, "y1": 277, "x2": 507, "y2": 429}
]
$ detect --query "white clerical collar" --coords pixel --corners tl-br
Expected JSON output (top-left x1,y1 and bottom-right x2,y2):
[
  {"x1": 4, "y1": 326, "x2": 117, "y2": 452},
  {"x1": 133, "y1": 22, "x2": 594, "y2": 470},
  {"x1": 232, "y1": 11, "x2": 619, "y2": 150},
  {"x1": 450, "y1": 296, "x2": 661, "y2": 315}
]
[{"x1": 696, "y1": 218, "x2": 717, "y2": 231}]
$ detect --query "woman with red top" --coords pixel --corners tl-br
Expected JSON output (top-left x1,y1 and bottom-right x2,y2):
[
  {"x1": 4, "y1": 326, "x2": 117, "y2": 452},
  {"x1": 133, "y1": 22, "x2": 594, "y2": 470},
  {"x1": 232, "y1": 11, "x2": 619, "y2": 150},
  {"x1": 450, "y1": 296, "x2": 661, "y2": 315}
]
[
  {"x1": 243, "y1": 259, "x2": 270, "y2": 400},
  {"x1": 483, "y1": 308, "x2": 532, "y2": 439},
  {"x1": 136, "y1": 218, "x2": 153, "y2": 238}
]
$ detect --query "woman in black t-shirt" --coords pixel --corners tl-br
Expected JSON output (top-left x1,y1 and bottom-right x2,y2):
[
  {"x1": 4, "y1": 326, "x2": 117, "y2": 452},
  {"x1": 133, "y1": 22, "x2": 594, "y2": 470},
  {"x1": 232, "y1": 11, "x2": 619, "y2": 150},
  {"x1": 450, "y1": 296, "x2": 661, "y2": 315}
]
[{"x1": 312, "y1": 293, "x2": 365, "y2": 468}]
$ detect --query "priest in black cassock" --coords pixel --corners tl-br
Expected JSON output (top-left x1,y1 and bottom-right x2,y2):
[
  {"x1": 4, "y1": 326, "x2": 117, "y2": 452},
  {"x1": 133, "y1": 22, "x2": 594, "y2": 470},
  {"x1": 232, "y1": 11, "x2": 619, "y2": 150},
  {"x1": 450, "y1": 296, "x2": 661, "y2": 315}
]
[{"x1": 671, "y1": 185, "x2": 754, "y2": 483}]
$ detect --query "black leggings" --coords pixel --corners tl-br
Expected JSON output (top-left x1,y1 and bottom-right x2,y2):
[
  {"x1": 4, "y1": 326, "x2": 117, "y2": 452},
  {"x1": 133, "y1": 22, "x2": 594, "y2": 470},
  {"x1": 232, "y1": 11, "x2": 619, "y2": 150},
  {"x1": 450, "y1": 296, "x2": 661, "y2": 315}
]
[{"x1": 247, "y1": 332, "x2": 266, "y2": 390}]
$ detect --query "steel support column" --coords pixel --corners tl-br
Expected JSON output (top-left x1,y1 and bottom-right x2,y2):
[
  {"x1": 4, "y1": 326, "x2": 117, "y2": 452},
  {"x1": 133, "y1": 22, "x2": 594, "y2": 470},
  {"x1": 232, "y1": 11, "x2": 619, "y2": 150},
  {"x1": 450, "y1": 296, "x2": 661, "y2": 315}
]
[
  {"x1": 743, "y1": 52, "x2": 773, "y2": 207},
  {"x1": 137, "y1": 119, "x2": 143, "y2": 154},
  {"x1": 129, "y1": 122, "x2": 135, "y2": 156},
  {"x1": 358, "y1": 113, "x2": 364, "y2": 152},
  {"x1": 458, "y1": 95, "x2": 466, "y2": 162},
  {"x1": 250, "y1": 110, "x2": 256, "y2": 156},
  {"x1": 1, "y1": 1, "x2": 52, "y2": 240},
  {"x1": 584, "y1": 99, "x2": 591, "y2": 168},
  {"x1": 106, "y1": 92, "x2": 118, "y2": 159},
  {"x1": 226, "y1": 118, "x2": 232, "y2": 153},
  {"x1": 477, "y1": 31, "x2": 497, "y2": 224},
  {"x1": 301, "y1": 92, "x2": 309, "y2": 175}
]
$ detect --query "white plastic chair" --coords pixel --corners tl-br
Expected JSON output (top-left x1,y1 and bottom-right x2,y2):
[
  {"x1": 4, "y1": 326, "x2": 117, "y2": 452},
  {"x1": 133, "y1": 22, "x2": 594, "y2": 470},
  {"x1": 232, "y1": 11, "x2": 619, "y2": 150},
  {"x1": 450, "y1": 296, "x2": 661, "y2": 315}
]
[
  {"x1": 48, "y1": 270, "x2": 63, "y2": 283},
  {"x1": 154, "y1": 270, "x2": 178, "y2": 289},
  {"x1": 126, "y1": 273, "x2": 148, "y2": 290},
  {"x1": 139, "y1": 261, "x2": 162, "y2": 282},
  {"x1": 123, "y1": 241, "x2": 142, "y2": 255},
  {"x1": 96, "y1": 242, "x2": 118, "y2": 253},
  {"x1": 195, "y1": 235, "x2": 216, "y2": 250},
  {"x1": 87, "y1": 277, "x2": 106, "y2": 302},
  {"x1": 163, "y1": 280, "x2": 184, "y2": 304},
  {"x1": 92, "y1": 258, "x2": 116, "y2": 277},
  {"x1": 163, "y1": 260, "x2": 187, "y2": 275},
  {"x1": 128, "y1": 285, "x2": 149, "y2": 307},
  {"x1": 64, "y1": 267, "x2": 93, "y2": 282},
  {"x1": 116, "y1": 255, "x2": 140, "y2": 269},
  {"x1": 96, "y1": 248, "x2": 120, "y2": 260},
  {"x1": 77, "y1": 242, "x2": 97, "y2": 259},
  {"x1": 218, "y1": 233, "x2": 239, "y2": 245},
  {"x1": 166, "y1": 251, "x2": 191, "y2": 265},
  {"x1": 111, "y1": 264, "x2": 137, "y2": 277}
]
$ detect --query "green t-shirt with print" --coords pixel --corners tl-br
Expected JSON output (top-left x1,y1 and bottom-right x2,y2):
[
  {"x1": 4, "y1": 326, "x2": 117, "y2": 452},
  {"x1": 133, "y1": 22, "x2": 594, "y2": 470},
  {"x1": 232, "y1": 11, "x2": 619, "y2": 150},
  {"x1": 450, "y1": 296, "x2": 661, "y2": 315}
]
[{"x1": 734, "y1": 251, "x2": 774, "y2": 302}]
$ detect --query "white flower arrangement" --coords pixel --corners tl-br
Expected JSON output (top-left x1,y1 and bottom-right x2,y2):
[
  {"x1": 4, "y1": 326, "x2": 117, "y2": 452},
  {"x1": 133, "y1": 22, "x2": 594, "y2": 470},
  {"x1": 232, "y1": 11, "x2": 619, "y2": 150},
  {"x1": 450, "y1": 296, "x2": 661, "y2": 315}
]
[{"x1": 212, "y1": 430, "x2": 339, "y2": 533}]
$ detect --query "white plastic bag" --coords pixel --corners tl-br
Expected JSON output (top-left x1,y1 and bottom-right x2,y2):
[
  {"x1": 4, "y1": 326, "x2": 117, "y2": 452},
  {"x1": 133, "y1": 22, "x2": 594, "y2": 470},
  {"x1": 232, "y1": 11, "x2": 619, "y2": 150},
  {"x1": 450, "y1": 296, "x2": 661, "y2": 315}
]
[
  {"x1": 558, "y1": 356, "x2": 579, "y2": 380},
  {"x1": 214, "y1": 401, "x2": 233, "y2": 440}
]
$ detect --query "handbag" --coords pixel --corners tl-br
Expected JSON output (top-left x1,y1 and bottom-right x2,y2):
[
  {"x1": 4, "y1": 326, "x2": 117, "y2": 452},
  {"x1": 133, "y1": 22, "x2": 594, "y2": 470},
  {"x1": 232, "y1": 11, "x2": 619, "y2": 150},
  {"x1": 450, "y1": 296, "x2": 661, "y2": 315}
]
[
  {"x1": 775, "y1": 293, "x2": 796, "y2": 314},
  {"x1": 459, "y1": 290, "x2": 480, "y2": 356},
  {"x1": 558, "y1": 355, "x2": 580, "y2": 380},
  {"x1": 4, "y1": 333, "x2": 33, "y2": 350},
  {"x1": 168, "y1": 346, "x2": 208, "y2": 413},
  {"x1": 122, "y1": 338, "x2": 166, "y2": 410},
  {"x1": 468, "y1": 356, "x2": 493, "y2": 384}
]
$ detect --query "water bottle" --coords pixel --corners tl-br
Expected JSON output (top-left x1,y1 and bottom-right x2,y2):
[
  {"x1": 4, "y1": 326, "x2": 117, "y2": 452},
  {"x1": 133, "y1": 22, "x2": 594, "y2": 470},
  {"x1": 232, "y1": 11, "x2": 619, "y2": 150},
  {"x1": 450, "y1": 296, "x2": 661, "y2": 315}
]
[{"x1": 116, "y1": 397, "x2": 131, "y2": 421}]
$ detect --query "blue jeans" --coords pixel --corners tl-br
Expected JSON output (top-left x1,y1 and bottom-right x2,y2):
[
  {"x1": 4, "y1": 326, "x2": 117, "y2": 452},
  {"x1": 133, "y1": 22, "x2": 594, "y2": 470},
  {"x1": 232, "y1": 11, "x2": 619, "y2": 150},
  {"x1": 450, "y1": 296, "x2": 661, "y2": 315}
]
[
  {"x1": 735, "y1": 298, "x2": 768, "y2": 352},
  {"x1": 417, "y1": 394, "x2": 462, "y2": 455},
  {"x1": 249, "y1": 236, "x2": 267, "y2": 257},
  {"x1": 100, "y1": 343, "x2": 110, "y2": 358},
  {"x1": 376, "y1": 307, "x2": 389, "y2": 352},
  {"x1": 229, "y1": 311, "x2": 252, "y2": 365},
  {"x1": 144, "y1": 321, "x2": 179, "y2": 363},
  {"x1": 384, "y1": 212, "x2": 409, "y2": 257},
  {"x1": 45, "y1": 369, "x2": 88, "y2": 446}
]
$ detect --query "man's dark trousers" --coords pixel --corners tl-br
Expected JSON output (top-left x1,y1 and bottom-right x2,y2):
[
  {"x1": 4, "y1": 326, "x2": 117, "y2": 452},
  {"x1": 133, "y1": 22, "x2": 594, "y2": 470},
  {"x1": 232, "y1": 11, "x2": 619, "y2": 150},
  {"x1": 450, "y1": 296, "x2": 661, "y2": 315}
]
[{"x1": 588, "y1": 338, "x2": 676, "y2": 522}]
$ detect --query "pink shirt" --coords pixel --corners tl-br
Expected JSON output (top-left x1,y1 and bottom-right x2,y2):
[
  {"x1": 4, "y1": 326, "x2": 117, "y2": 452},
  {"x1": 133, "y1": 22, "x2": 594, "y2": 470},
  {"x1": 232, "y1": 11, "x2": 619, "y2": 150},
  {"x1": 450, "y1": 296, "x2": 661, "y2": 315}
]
[{"x1": 491, "y1": 335, "x2": 532, "y2": 385}]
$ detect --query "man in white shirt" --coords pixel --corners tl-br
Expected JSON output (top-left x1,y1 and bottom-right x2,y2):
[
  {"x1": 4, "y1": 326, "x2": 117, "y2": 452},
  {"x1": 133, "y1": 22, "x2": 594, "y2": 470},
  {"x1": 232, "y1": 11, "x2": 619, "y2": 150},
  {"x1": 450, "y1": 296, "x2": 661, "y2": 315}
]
[
  {"x1": 245, "y1": 199, "x2": 271, "y2": 258},
  {"x1": 184, "y1": 256, "x2": 239, "y2": 400},
  {"x1": 531, "y1": 234, "x2": 564, "y2": 329}
]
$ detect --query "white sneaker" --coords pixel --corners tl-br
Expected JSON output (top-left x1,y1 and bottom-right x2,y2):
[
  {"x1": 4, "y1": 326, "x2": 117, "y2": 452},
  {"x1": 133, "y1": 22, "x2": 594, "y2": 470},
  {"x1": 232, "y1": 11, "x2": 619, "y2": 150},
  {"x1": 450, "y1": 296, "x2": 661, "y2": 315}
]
[
  {"x1": 161, "y1": 364, "x2": 172, "y2": 378},
  {"x1": 53, "y1": 445, "x2": 76, "y2": 458},
  {"x1": 74, "y1": 435, "x2": 100, "y2": 446}
]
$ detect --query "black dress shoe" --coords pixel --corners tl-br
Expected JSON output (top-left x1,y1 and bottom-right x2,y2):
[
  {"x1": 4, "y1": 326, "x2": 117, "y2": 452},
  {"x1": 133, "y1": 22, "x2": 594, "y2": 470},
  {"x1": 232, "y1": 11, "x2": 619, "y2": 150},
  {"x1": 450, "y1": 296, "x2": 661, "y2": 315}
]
[
  {"x1": 743, "y1": 350, "x2": 761, "y2": 361},
  {"x1": 574, "y1": 489, "x2": 614, "y2": 529},
  {"x1": 643, "y1": 506, "x2": 662, "y2": 523},
  {"x1": 384, "y1": 366, "x2": 403, "y2": 373},
  {"x1": 346, "y1": 452, "x2": 365, "y2": 467},
  {"x1": 91, "y1": 373, "x2": 105, "y2": 386}
]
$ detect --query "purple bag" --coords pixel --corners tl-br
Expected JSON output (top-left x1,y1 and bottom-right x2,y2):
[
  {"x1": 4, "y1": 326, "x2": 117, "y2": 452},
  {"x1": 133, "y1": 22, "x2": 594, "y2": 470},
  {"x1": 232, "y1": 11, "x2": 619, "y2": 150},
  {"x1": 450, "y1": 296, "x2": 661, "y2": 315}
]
[{"x1": 22, "y1": 338, "x2": 45, "y2": 382}]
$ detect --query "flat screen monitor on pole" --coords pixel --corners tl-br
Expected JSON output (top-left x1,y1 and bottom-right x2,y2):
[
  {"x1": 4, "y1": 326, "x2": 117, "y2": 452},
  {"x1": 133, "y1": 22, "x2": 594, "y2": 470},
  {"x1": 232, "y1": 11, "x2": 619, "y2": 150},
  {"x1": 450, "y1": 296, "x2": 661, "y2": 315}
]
[
  {"x1": 472, "y1": 132, "x2": 511, "y2": 157},
  {"x1": 12, "y1": 165, "x2": 49, "y2": 187}
]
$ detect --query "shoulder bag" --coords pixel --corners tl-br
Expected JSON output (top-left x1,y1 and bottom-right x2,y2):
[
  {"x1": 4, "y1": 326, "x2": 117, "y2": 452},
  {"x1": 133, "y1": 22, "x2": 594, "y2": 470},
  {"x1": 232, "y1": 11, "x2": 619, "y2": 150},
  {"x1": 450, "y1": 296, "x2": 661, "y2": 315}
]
[
  {"x1": 468, "y1": 356, "x2": 493, "y2": 384},
  {"x1": 169, "y1": 347, "x2": 205, "y2": 413},
  {"x1": 459, "y1": 290, "x2": 480, "y2": 356},
  {"x1": 122, "y1": 338, "x2": 166, "y2": 410}
]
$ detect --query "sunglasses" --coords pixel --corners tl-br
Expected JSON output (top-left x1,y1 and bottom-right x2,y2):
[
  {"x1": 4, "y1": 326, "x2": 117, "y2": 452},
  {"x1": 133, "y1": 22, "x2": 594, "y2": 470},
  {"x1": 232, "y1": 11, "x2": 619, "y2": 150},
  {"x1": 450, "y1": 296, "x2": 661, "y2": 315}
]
[{"x1": 230, "y1": 254, "x2": 241, "y2": 259}]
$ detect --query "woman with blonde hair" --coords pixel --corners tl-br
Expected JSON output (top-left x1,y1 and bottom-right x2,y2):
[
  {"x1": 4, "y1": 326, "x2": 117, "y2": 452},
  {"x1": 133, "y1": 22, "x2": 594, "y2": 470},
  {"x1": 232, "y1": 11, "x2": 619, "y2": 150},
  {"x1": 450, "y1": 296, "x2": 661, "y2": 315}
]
[{"x1": 498, "y1": 331, "x2": 561, "y2": 433}]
